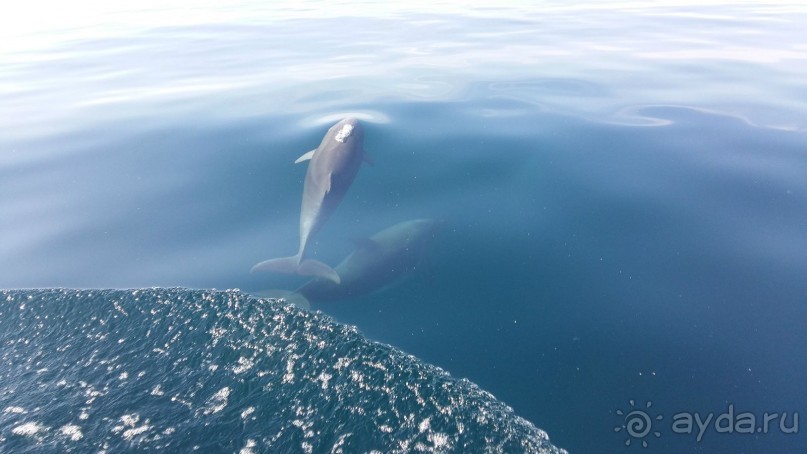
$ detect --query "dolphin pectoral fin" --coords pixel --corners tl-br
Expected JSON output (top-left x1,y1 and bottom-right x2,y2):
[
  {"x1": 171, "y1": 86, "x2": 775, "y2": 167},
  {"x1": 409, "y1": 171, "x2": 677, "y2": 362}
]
[
  {"x1": 363, "y1": 152, "x2": 374, "y2": 166},
  {"x1": 294, "y1": 149, "x2": 316, "y2": 164},
  {"x1": 250, "y1": 256, "x2": 301, "y2": 274},
  {"x1": 250, "y1": 289, "x2": 311, "y2": 310},
  {"x1": 298, "y1": 259, "x2": 341, "y2": 284}
]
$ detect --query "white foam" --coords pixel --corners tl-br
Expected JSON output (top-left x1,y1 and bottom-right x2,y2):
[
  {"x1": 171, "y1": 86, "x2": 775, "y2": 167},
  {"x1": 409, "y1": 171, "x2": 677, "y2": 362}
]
[
  {"x1": 317, "y1": 372, "x2": 332, "y2": 390},
  {"x1": 12, "y1": 422, "x2": 46, "y2": 436},
  {"x1": 232, "y1": 357, "x2": 254, "y2": 374},
  {"x1": 60, "y1": 424, "x2": 83, "y2": 441},
  {"x1": 428, "y1": 432, "x2": 451, "y2": 449},
  {"x1": 418, "y1": 417, "x2": 431, "y2": 433},
  {"x1": 203, "y1": 387, "x2": 230, "y2": 414},
  {"x1": 112, "y1": 414, "x2": 152, "y2": 441},
  {"x1": 122, "y1": 424, "x2": 150, "y2": 441},
  {"x1": 239, "y1": 439, "x2": 257, "y2": 454}
]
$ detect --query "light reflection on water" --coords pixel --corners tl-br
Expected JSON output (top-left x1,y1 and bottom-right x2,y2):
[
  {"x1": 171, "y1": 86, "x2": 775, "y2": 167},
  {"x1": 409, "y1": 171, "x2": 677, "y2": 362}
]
[{"x1": 3, "y1": 2, "x2": 806, "y2": 136}]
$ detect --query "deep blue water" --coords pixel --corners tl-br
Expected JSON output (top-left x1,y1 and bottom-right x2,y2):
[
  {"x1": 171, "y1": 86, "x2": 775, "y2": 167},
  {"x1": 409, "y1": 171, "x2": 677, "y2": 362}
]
[{"x1": 2, "y1": 2, "x2": 807, "y2": 452}]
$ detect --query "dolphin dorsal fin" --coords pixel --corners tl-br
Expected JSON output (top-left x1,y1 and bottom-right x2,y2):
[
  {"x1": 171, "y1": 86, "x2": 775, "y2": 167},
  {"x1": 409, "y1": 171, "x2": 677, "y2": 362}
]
[{"x1": 294, "y1": 149, "x2": 316, "y2": 164}]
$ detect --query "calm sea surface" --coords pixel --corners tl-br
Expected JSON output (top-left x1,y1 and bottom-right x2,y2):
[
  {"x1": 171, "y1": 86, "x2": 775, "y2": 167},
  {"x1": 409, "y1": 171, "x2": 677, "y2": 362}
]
[{"x1": 2, "y1": 1, "x2": 806, "y2": 452}]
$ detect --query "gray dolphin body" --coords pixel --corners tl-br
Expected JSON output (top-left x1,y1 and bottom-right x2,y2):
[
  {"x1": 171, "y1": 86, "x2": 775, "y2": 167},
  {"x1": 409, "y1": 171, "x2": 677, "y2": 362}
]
[
  {"x1": 251, "y1": 118, "x2": 370, "y2": 283},
  {"x1": 294, "y1": 218, "x2": 438, "y2": 304}
]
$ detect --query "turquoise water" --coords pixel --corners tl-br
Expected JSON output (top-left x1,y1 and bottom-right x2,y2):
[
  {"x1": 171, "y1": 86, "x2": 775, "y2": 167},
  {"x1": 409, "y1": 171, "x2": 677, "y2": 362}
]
[{"x1": 2, "y1": 1, "x2": 806, "y2": 452}]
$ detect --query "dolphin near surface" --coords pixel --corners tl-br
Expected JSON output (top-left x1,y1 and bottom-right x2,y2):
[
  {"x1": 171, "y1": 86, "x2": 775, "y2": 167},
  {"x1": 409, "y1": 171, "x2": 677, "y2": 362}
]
[
  {"x1": 257, "y1": 219, "x2": 439, "y2": 309},
  {"x1": 251, "y1": 118, "x2": 371, "y2": 283}
]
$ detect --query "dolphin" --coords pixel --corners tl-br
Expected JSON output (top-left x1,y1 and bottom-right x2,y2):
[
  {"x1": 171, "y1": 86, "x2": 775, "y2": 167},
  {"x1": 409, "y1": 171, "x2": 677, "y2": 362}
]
[
  {"x1": 251, "y1": 118, "x2": 371, "y2": 283},
  {"x1": 255, "y1": 219, "x2": 438, "y2": 309}
]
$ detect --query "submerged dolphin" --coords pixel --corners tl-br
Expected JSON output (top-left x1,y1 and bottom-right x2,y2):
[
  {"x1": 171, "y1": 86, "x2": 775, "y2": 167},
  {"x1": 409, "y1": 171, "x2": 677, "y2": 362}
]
[
  {"x1": 251, "y1": 118, "x2": 371, "y2": 283},
  {"x1": 257, "y1": 219, "x2": 438, "y2": 308}
]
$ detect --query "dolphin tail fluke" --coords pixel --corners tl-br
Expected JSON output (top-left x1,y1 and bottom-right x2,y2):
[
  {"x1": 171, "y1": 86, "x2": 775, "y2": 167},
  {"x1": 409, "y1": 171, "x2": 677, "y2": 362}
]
[
  {"x1": 298, "y1": 259, "x2": 341, "y2": 284},
  {"x1": 250, "y1": 256, "x2": 301, "y2": 274},
  {"x1": 250, "y1": 256, "x2": 341, "y2": 284},
  {"x1": 281, "y1": 292, "x2": 312, "y2": 310},
  {"x1": 250, "y1": 289, "x2": 311, "y2": 310}
]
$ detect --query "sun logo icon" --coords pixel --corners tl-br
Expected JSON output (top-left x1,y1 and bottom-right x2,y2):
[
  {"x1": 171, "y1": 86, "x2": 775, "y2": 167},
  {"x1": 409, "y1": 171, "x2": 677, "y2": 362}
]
[{"x1": 613, "y1": 400, "x2": 663, "y2": 448}]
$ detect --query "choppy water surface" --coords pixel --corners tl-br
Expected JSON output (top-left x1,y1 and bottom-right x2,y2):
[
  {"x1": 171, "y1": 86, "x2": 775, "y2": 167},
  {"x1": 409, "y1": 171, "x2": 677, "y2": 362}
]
[
  {"x1": 0, "y1": 289, "x2": 564, "y2": 452},
  {"x1": 1, "y1": 1, "x2": 806, "y2": 452}
]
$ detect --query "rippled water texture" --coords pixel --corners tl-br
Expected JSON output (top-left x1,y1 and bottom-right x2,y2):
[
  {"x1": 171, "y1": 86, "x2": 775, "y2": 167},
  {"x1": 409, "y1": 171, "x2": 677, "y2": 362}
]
[
  {"x1": 1, "y1": 1, "x2": 806, "y2": 452},
  {"x1": 0, "y1": 289, "x2": 565, "y2": 452}
]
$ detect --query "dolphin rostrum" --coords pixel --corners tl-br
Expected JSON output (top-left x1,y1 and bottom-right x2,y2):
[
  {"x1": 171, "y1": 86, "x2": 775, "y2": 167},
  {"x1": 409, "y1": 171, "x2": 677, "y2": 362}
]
[
  {"x1": 255, "y1": 219, "x2": 438, "y2": 308},
  {"x1": 251, "y1": 118, "x2": 371, "y2": 283}
]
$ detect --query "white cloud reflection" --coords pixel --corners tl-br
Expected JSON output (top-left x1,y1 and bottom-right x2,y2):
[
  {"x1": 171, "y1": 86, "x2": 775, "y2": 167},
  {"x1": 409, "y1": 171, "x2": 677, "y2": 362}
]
[{"x1": 1, "y1": 0, "x2": 805, "y2": 132}]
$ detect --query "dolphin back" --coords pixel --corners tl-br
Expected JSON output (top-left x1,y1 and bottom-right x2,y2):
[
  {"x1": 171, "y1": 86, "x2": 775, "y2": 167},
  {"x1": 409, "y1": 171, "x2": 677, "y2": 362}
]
[
  {"x1": 251, "y1": 118, "x2": 365, "y2": 286},
  {"x1": 251, "y1": 256, "x2": 341, "y2": 284}
]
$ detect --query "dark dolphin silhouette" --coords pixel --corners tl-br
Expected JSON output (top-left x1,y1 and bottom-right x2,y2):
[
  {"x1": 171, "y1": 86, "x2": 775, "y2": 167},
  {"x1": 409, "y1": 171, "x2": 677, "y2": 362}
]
[
  {"x1": 256, "y1": 219, "x2": 438, "y2": 309},
  {"x1": 251, "y1": 118, "x2": 371, "y2": 283}
]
